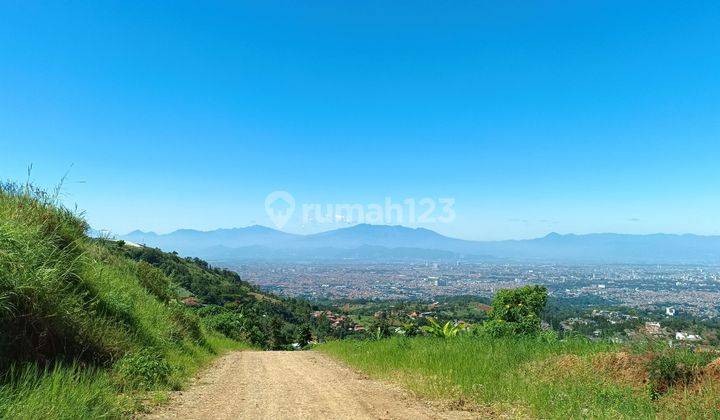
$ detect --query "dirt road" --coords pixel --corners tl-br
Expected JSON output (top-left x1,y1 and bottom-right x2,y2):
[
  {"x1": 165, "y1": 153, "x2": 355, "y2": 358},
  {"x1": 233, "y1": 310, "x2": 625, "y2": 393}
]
[{"x1": 145, "y1": 351, "x2": 477, "y2": 420}]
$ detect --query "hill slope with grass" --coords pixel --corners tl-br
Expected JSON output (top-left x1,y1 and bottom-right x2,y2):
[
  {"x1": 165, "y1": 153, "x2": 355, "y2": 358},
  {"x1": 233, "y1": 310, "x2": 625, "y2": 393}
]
[
  {"x1": 103, "y1": 240, "x2": 347, "y2": 349},
  {"x1": 0, "y1": 183, "x2": 257, "y2": 417}
]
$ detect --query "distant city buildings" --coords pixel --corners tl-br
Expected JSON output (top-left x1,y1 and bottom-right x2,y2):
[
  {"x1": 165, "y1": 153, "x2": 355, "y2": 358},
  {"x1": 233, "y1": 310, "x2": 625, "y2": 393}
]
[
  {"x1": 224, "y1": 261, "x2": 720, "y2": 318},
  {"x1": 675, "y1": 331, "x2": 702, "y2": 341}
]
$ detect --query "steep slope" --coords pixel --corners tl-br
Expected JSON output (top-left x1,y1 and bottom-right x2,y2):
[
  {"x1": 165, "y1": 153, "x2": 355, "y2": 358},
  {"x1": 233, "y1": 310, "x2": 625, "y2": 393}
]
[
  {"x1": 107, "y1": 240, "x2": 324, "y2": 350},
  {"x1": 0, "y1": 183, "x2": 244, "y2": 418}
]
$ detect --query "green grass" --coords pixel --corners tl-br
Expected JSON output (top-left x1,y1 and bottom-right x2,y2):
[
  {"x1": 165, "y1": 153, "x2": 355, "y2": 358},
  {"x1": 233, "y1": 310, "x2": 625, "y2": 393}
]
[
  {"x1": 0, "y1": 335, "x2": 248, "y2": 419},
  {"x1": 0, "y1": 363, "x2": 119, "y2": 419},
  {"x1": 319, "y1": 336, "x2": 720, "y2": 419},
  {"x1": 0, "y1": 182, "x2": 250, "y2": 418}
]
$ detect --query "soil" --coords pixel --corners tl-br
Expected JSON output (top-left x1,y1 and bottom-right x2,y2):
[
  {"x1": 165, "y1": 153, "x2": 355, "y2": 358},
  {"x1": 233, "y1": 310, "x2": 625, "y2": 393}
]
[{"x1": 144, "y1": 351, "x2": 480, "y2": 420}]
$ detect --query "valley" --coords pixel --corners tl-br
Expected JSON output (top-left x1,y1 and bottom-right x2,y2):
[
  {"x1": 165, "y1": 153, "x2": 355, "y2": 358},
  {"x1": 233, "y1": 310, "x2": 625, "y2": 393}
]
[{"x1": 229, "y1": 261, "x2": 720, "y2": 318}]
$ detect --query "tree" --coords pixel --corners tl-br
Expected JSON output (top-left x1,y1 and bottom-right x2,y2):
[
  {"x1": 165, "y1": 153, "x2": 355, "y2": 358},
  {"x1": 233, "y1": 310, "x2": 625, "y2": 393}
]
[
  {"x1": 296, "y1": 323, "x2": 313, "y2": 347},
  {"x1": 267, "y1": 317, "x2": 287, "y2": 350},
  {"x1": 482, "y1": 285, "x2": 548, "y2": 337},
  {"x1": 368, "y1": 318, "x2": 393, "y2": 339}
]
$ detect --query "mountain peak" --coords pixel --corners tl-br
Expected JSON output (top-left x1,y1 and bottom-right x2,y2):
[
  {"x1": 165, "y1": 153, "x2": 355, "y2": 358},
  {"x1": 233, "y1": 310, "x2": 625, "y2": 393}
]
[
  {"x1": 243, "y1": 224, "x2": 279, "y2": 233},
  {"x1": 116, "y1": 226, "x2": 720, "y2": 264},
  {"x1": 125, "y1": 229, "x2": 157, "y2": 236}
]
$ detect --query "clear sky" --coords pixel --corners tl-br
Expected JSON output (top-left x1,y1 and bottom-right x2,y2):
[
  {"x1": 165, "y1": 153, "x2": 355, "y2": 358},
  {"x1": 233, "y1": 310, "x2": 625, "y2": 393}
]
[{"x1": 2, "y1": 1, "x2": 719, "y2": 240}]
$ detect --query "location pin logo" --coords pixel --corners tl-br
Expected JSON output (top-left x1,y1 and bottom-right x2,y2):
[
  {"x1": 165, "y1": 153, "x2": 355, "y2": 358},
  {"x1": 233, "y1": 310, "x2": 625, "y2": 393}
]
[{"x1": 265, "y1": 191, "x2": 295, "y2": 229}]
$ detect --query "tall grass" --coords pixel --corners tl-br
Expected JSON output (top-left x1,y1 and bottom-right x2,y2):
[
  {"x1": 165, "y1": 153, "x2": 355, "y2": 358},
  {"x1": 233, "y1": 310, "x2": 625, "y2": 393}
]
[
  {"x1": 0, "y1": 182, "x2": 248, "y2": 417},
  {"x1": 0, "y1": 363, "x2": 119, "y2": 419},
  {"x1": 320, "y1": 336, "x2": 659, "y2": 418}
]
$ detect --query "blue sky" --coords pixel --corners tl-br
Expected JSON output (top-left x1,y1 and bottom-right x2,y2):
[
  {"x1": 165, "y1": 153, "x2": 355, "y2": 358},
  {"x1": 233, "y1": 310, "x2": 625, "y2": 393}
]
[{"x1": 2, "y1": 1, "x2": 719, "y2": 240}]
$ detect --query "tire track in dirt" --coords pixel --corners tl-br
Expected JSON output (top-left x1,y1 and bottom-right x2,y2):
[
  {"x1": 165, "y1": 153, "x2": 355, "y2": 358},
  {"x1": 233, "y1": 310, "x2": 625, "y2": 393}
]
[{"x1": 144, "y1": 350, "x2": 479, "y2": 419}]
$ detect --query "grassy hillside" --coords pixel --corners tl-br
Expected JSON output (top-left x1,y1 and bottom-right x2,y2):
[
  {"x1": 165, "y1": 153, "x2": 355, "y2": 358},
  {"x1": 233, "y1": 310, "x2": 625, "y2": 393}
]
[
  {"x1": 0, "y1": 183, "x2": 248, "y2": 418},
  {"x1": 105, "y1": 241, "x2": 338, "y2": 349},
  {"x1": 319, "y1": 336, "x2": 720, "y2": 418}
]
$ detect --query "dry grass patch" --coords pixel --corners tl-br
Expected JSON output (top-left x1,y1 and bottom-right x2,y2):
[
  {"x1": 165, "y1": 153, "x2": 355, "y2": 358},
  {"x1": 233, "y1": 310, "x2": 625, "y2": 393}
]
[
  {"x1": 591, "y1": 351, "x2": 649, "y2": 388},
  {"x1": 699, "y1": 357, "x2": 720, "y2": 382},
  {"x1": 654, "y1": 376, "x2": 720, "y2": 418},
  {"x1": 527, "y1": 351, "x2": 651, "y2": 390},
  {"x1": 524, "y1": 354, "x2": 588, "y2": 382}
]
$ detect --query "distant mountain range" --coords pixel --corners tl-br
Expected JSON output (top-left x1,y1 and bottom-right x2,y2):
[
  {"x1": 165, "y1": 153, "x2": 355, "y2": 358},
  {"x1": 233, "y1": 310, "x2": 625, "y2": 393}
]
[{"x1": 119, "y1": 224, "x2": 720, "y2": 264}]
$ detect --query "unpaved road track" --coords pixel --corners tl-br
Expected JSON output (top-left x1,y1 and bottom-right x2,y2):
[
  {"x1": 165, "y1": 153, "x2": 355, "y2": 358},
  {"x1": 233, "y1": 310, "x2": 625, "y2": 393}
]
[{"x1": 145, "y1": 351, "x2": 478, "y2": 420}]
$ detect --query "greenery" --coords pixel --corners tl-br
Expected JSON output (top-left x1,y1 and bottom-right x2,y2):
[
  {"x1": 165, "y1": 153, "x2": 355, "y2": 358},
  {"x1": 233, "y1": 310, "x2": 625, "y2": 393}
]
[
  {"x1": 420, "y1": 317, "x2": 467, "y2": 338},
  {"x1": 114, "y1": 350, "x2": 172, "y2": 391},
  {"x1": 318, "y1": 285, "x2": 720, "y2": 418},
  {"x1": 480, "y1": 285, "x2": 547, "y2": 337},
  {"x1": 0, "y1": 180, "x2": 357, "y2": 417},
  {"x1": 4, "y1": 180, "x2": 720, "y2": 418},
  {"x1": 108, "y1": 241, "x2": 347, "y2": 349},
  {"x1": 0, "y1": 182, "x2": 247, "y2": 417},
  {"x1": 0, "y1": 363, "x2": 119, "y2": 419},
  {"x1": 646, "y1": 347, "x2": 715, "y2": 399},
  {"x1": 319, "y1": 335, "x2": 720, "y2": 418},
  {"x1": 136, "y1": 261, "x2": 174, "y2": 303}
]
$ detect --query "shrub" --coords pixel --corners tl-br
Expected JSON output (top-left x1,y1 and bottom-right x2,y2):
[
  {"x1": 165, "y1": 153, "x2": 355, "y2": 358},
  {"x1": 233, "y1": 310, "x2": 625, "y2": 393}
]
[
  {"x1": 295, "y1": 324, "x2": 313, "y2": 347},
  {"x1": 647, "y1": 349, "x2": 712, "y2": 398},
  {"x1": 136, "y1": 261, "x2": 173, "y2": 303},
  {"x1": 420, "y1": 317, "x2": 467, "y2": 338},
  {"x1": 114, "y1": 350, "x2": 172, "y2": 391},
  {"x1": 476, "y1": 319, "x2": 517, "y2": 338},
  {"x1": 168, "y1": 303, "x2": 205, "y2": 344},
  {"x1": 482, "y1": 285, "x2": 548, "y2": 337},
  {"x1": 196, "y1": 305, "x2": 227, "y2": 318},
  {"x1": 203, "y1": 312, "x2": 245, "y2": 340},
  {"x1": 367, "y1": 318, "x2": 393, "y2": 340}
]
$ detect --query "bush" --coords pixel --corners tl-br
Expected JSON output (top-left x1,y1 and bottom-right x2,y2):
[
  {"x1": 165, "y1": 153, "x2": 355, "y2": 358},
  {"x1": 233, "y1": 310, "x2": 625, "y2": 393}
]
[
  {"x1": 477, "y1": 319, "x2": 517, "y2": 338},
  {"x1": 196, "y1": 305, "x2": 227, "y2": 318},
  {"x1": 396, "y1": 322, "x2": 420, "y2": 337},
  {"x1": 647, "y1": 349, "x2": 712, "y2": 398},
  {"x1": 136, "y1": 261, "x2": 173, "y2": 303},
  {"x1": 203, "y1": 312, "x2": 245, "y2": 340},
  {"x1": 114, "y1": 350, "x2": 172, "y2": 391},
  {"x1": 420, "y1": 317, "x2": 467, "y2": 338},
  {"x1": 482, "y1": 285, "x2": 547, "y2": 337},
  {"x1": 168, "y1": 303, "x2": 205, "y2": 344},
  {"x1": 295, "y1": 324, "x2": 313, "y2": 347}
]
